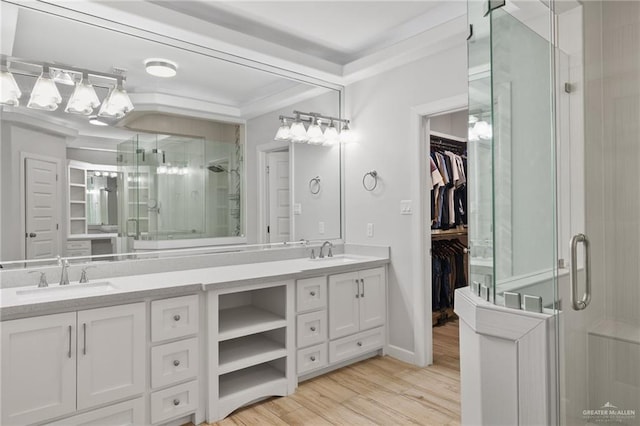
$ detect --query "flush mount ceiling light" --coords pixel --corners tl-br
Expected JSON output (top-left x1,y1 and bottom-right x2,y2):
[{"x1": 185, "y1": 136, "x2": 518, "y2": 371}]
[
  {"x1": 1, "y1": 68, "x2": 22, "y2": 106},
  {"x1": 27, "y1": 65, "x2": 62, "y2": 111},
  {"x1": 66, "y1": 73, "x2": 100, "y2": 115},
  {"x1": 274, "y1": 110, "x2": 353, "y2": 146},
  {"x1": 144, "y1": 58, "x2": 178, "y2": 78},
  {"x1": 97, "y1": 77, "x2": 134, "y2": 119}
]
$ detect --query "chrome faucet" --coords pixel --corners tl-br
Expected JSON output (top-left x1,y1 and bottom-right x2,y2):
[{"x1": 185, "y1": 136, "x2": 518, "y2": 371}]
[
  {"x1": 79, "y1": 266, "x2": 96, "y2": 283},
  {"x1": 58, "y1": 257, "x2": 70, "y2": 285},
  {"x1": 29, "y1": 271, "x2": 49, "y2": 288},
  {"x1": 319, "y1": 241, "x2": 333, "y2": 258}
]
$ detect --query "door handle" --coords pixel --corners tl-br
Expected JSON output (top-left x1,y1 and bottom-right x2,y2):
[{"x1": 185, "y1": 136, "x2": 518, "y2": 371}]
[
  {"x1": 570, "y1": 233, "x2": 591, "y2": 310},
  {"x1": 355, "y1": 279, "x2": 360, "y2": 298},
  {"x1": 29, "y1": 232, "x2": 36, "y2": 238}
]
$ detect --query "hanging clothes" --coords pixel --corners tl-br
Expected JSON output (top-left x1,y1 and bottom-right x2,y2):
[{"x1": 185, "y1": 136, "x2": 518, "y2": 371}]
[{"x1": 430, "y1": 141, "x2": 468, "y2": 230}]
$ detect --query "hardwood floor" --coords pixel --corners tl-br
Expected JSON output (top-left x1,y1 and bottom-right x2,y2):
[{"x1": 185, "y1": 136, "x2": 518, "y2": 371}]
[{"x1": 207, "y1": 320, "x2": 460, "y2": 426}]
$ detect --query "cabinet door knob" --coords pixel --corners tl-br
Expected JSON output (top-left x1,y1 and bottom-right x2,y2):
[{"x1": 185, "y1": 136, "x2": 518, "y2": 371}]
[
  {"x1": 357, "y1": 341, "x2": 363, "y2": 347},
  {"x1": 173, "y1": 359, "x2": 180, "y2": 367},
  {"x1": 310, "y1": 356, "x2": 316, "y2": 362},
  {"x1": 173, "y1": 399, "x2": 180, "y2": 406},
  {"x1": 310, "y1": 326, "x2": 316, "y2": 332},
  {"x1": 310, "y1": 291, "x2": 316, "y2": 296},
  {"x1": 173, "y1": 314, "x2": 181, "y2": 321}
]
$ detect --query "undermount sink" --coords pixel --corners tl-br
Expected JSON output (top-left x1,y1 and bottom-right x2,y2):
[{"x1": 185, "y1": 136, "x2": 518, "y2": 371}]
[{"x1": 15, "y1": 281, "x2": 117, "y2": 301}]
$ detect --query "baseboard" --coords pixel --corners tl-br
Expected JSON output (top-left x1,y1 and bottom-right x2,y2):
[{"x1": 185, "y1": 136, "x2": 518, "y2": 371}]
[{"x1": 386, "y1": 344, "x2": 416, "y2": 365}]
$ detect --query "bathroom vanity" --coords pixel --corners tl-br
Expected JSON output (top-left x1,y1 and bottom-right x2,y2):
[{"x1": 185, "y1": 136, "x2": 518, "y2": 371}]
[{"x1": 0, "y1": 248, "x2": 389, "y2": 425}]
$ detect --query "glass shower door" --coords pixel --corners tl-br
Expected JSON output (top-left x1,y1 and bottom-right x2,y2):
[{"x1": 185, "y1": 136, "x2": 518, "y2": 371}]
[{"x1": 559, "y1": 1, "x2": 640, "y2": 424}]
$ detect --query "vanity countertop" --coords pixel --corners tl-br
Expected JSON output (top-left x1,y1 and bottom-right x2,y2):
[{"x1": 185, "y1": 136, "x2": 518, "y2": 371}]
[{"x1": 0, "y1": 254, "x2": 389, "y2": 320}]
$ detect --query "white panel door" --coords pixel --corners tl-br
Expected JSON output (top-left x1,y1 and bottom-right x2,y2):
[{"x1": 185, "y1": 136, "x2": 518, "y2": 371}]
[
  {"x1": 1, "y1": 312, "x2": 76, "y2": 425},
  {"x1": 267, "y1": 151, "x2": 290, "y2": 243},
  {"x1": 25, "y1": 157, "x2": 59, "y2": 259},
  {"x1": 44, "y1": 398, "x2": 145, "y2": 426},
  {"x1": 358, "y1": 267, "x2": 386, "y2": 332},
  {"x1": 77, "y1": 303, "x2": 146, "y2": 410},
  {"x1": 328, "y1": 271, "x2": 360, "y2": 340}
]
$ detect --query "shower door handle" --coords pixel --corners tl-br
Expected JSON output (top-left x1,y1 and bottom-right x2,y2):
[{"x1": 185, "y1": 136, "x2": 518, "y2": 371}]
[{"x1": 570, "y1": 233, "x2": 591, "y2": 310}]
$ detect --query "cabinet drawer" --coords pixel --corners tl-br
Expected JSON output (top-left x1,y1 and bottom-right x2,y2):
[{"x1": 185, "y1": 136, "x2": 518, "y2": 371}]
[
  {"x1": 151, "y1": 295, "x2": 199, "y2": 342},
  {"x1": 296, "y1": 310, "x2": 327, "y2": 348},
  {"x1": 67, "y1": 248, "x2": 91, "y2": 257},
  {"x1": 296, "y1": 277, "x2": 327, "y2": 313},
  {"x1": 329, "y1": 327, "x2": 384, "y2": 364},
  {"x1": 150, "y1": 380, "x2": 198, "y2": 424},
  {"x1": 67, "y1": 240, "x2": 91, "y2": 250},
  {"x1": 151, "y1": 338, "x2": 199, "y2": 389},
  {"x1": 297, "y1": 343, "x2": 328, "y2": 375}
]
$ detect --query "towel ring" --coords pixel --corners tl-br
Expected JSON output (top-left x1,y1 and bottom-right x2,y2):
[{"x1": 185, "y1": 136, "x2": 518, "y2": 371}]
[
  {"x1": 362, "y1": 170, "x2": 378, "y2": 191},
  {"x1": 309, "y1": 176, "x2": 321, "y2": 194}
]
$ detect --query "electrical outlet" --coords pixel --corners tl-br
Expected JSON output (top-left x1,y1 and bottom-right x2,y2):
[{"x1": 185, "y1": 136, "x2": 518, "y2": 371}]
[
  {"x1": 400, "y1": 200, "x2": 413, "y2": 215},
  {"x1": 319, "y1": 221, "x2": 325, "y2": 234},
  {"x1": 367, "y1": 223, "x2": 374, "y2": 238}
]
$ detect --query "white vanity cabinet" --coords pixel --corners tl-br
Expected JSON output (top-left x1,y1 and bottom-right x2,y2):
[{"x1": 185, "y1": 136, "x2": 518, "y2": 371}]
[
  {"x1": 295, "y1": 277, "x2": 329, "y2": 376},
  {"x1": 1, "y1": 303, "x2": 145, "y2": 426},
  {"x1": 328, "y1": 267, "x2": 386, "y2": 363}
]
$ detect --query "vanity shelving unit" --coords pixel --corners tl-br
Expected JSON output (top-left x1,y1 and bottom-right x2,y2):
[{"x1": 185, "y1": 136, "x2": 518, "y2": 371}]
[
  {"x1": 207, "y1": 281, "x2": 295, "y2": 422},
  {"x1": 68, "y1": 165, "x2": 88, "y2": 235}
]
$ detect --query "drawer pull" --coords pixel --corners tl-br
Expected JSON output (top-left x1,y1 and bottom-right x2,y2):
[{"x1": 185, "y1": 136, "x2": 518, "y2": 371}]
[
  {"x1": 310, "y1": 326, "x2": 316, "y2": 332},
  {"x1": 357, "y1": 341, "x2": 363, "y2": 347},
  {"x1": 173, "y1": 314, "x2": 181, "y2": 322},
  {"x1": 310, "y1": 291, "x2": 316, "y2": 296},
  {"x1": 310, "y1": 356, "x2": 316, "y2": 362},
  {"x1": 173, "y1": 359, "x2": 181, "y2": 367},
  {"x1": 173, "y1": 399, "x2": 180, "y2": 406}
]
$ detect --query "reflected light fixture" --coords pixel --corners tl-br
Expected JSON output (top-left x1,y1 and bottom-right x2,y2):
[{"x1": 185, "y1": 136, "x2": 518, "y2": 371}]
[
  {"x1": 50, "y1": 69, "x2": 75, "y2": 86},
  {"x1": 66, "y1": 73, "x2": 100, "y2": 115},
  {"x1": 289, "y1": 114, "x2": 308, "y2": 143},
  {"x1": 145, "y1": 58, "x2": 178, "y2": 78},
  {"x1": 97, "y1": 77, "x2": 134, "y2": 119},
  {"x1": 323, "y1": 120, "x2": 339, "y2": 146},
  {"x1": 27, "y1": 65, "x2": 62, "y2": 111},
  {"x1": 1, "y1": 69, "x2": 22, "y2": 106},
  {"x1": 473, "y1": 120, "x2": 492, "y2": 140},
  {"x1": 274, "y1": 117, "x2": 291, "y2": 141}
]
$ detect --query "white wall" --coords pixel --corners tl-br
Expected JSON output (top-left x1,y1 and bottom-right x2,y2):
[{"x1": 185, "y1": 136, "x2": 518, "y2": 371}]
[
  {"x1": 0, "y1": 121, "x2": 67, "y2": 261},
  {"x1": 67, "y1": 148, "x2": 118, "y2": 166},
  {"x1": 430, "y1": 110, "x2": 468, "y2": 138},
  {"x1": 344, "y1": 44, "x2": 467, "y2": 359},
  {"x1": 246, "y1": 91, "x2": 341, "y2": 243}
]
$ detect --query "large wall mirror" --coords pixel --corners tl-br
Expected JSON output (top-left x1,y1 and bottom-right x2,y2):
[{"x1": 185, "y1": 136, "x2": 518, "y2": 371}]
[{"x1": 0, "y1": 1, "x2": 343, "y2": 266}]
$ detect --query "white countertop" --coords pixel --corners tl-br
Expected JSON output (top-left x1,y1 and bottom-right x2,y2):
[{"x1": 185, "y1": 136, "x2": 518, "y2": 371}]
[
  {"x1": 67, "y1": 233, "x2": 118, "y2": 240},
  {"x1": 0, "y1": 254, "x2": 389, "y2": 320}
]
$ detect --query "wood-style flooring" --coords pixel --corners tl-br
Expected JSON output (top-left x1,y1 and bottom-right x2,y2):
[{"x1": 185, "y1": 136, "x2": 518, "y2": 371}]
[{"x1": 206, "y1": 320, "x2": 460, "y2": 426}]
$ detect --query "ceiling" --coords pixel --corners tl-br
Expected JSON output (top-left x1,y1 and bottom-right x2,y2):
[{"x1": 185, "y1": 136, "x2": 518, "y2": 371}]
[{"x1": 1, "y1": 0, "x2": 468, "y2": 149}]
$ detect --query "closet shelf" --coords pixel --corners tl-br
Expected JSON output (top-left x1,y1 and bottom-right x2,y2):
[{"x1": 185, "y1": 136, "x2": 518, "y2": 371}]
[
  {"x1": 219, "y1": 363, "x2": 286, "y2": 400},
  {"x1": 218, "y1": 334, "x2": 286, "y2": 375},
  {"x1": 219, "y1": 306, "x2": 286, "y2": 341},
  {"x1": 432, "y1": 228, "x2": 468, "y2": 239}
]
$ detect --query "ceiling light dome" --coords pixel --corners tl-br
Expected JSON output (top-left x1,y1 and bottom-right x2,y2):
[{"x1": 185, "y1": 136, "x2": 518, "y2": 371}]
[{"x1": 145, "y1": 58, "x2": 178, "y2": 78}]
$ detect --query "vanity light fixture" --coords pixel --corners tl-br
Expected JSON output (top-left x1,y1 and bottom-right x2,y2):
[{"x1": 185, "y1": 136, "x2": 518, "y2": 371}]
[
  {"x1": 50, "y1": 69, "x2": 75, "y2": 86},
  {"x1": 0, "y1": 69, "x2": 21, "y2": 106},
  {"x1": 144, "y1": 58, "x2": 178, "y2": 78},
  {"x1": 27, "y1": 65, "x2": 62, "y2": 111},
  {"x1": 97, "y1": 77, "x2": 134, "y2": 119},
  {"x1": 65, "y1": 73, "x2": 100, "y2": 115},
  {"x1": 274, "y1": 110, "x2": 354, "y2": 145}
]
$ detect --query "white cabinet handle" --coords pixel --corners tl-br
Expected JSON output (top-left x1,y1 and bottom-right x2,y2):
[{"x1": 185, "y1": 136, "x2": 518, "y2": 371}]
[
  {"x1": 173, "y1": 314, "x2": 181, "y2": 321},
  {"x1": 173, "y1": 399, "x2": 180, "y2": 406},
  {"x1": 173, "y1": 359, "x2": 180, "y2": 367}
]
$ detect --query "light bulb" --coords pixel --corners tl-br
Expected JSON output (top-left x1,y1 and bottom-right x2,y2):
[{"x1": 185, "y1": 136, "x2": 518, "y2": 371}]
[{"x1": 1, "y1": 70, "x2": 22, "y2": 106}]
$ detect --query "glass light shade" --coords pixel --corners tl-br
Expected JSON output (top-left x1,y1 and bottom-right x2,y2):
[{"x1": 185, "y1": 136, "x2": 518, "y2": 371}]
[
  {"x1": 474, "y1": 120, "x2": 492, "y2": 139},
  {"x1": 157, "y1": 165, "x2": 168, "y2": 175},
  {"x1": 307, "y1": 119, "x2": 325, "y2": 145},
  {"x1": 65, "y1": 79, "x2": 100, "y2": 115},
  {"x1": 27, "y1": 73, "x2": 62, "y2": 111},
  {"x1": 338, "y1": 123, "x2": 357, "y2": 144},
  {"x1": 289, "y1": 121, "x2": 308, "y2": 143},
  {"x1": 274, "y1": 122, "x2": 291, "y2": 141},
  {"x1": 1, "y1": 71, "x2": 22, "y2": 106},
  {"x1": 323, "y1": 123, "x2": 339, "y2": 146},
  {"x1": 468, "y1": 126, "x2": 480, "y2": 142},
  {"x1": 51, "y1": 69, "x2": 75, "y2": 86},
  {"x1": 97, "y1": 84, "x2": 134, "y2": 119}
]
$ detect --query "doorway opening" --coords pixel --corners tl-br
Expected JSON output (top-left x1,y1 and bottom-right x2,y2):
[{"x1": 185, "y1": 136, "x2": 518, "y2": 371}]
[{"x1": 257, "y1": 142, "x2": 291, "y2": 244}]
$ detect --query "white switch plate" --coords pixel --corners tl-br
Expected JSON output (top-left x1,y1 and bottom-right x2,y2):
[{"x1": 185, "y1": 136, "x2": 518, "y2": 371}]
[
  {"x1": 293, "y1": 203, "x2": 302, "y2": 215},
  {"x1": 400, "y1": 200, "x2": 413, "y2": 215},
  {"x1": 319, "y1": 221, "x2": 325, "y2": 234},
  {"x1": 367, "y1": 223, "x2": 374, "y2": 237}
]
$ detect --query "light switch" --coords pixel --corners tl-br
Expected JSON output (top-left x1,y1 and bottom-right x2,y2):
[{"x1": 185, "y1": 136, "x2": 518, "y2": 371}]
[
  {"x1": 294, "y1": 203, "x2": 302, "y2": 215},
  {"x1": 400, "y1": 200, "x2": 413, "y2": 215},
  {"x1": 318, "y1": 222, "x2": 325, "y2": 234},
  {"x1": 367, "y1": 223, "x2": 374, "y2": 238}
]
